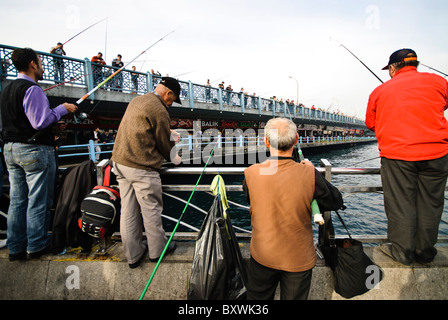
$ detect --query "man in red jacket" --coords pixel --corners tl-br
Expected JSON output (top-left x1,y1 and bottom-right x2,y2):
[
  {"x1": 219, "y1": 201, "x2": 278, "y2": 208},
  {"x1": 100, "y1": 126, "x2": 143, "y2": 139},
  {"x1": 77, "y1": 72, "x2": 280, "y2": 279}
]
[{"x1": 366, "y1": 48, "x2": 448, "y2": 265}]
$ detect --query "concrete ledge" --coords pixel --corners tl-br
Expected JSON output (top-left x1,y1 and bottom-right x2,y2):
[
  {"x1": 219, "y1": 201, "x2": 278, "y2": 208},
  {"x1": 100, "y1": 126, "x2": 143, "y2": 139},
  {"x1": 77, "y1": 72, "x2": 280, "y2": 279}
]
[{"x1": 0, "y1": 242, "x2": 447, "y2": 300}]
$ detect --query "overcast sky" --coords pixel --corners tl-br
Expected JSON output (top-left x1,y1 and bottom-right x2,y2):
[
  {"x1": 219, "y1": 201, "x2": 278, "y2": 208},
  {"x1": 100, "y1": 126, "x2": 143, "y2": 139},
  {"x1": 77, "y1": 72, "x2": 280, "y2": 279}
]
[{"x1": 1, "y1": 0, "x2": 447, "y2": 119}]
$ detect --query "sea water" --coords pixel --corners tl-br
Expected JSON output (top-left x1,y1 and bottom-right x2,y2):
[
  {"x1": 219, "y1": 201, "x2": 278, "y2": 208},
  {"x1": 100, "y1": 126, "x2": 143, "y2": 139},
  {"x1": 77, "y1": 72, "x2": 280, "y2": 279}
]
[{"x1": 161, "y1": 142, "x2": 448, "y2": 238}]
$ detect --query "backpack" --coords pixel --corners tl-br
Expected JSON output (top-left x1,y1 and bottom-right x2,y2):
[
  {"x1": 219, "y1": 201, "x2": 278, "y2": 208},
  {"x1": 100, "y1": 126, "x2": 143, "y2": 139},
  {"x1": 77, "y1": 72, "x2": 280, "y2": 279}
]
[{"x1": 78, "y1": 165, "x2": 120, "y2": 239}]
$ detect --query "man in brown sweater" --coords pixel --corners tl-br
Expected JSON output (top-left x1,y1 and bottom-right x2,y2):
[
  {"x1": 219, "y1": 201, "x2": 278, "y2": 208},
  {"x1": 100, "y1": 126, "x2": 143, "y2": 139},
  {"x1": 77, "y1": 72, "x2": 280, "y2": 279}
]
[
  {"x1": 111, "y1": 77, "x2": 182, "y2": 268},
  {"x1": 243, "y1": 118, "x2": 343, "y2": 299}
]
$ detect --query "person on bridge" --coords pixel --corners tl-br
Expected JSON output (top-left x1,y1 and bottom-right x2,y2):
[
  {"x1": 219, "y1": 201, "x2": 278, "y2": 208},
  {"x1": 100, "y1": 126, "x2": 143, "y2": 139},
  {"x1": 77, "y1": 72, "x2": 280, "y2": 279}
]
[
  {"x1": 366, "y1": 48, "x2": 448, "y2": 265},
  {"x1": 0, "y1": 47, "x2": 77, "y2": 261},
  {"x1": 50, "y1": 42, "x2": 66, "y2": 84},
  {"x1": 111, "y1": 77, "x2": 182, "y2": 268},
  {"x1": 243, "y1": 117, "x2": 344, "y2": 300},
  {"x1": 91, "y1": 52, "x2": 106, "y2": 86}
]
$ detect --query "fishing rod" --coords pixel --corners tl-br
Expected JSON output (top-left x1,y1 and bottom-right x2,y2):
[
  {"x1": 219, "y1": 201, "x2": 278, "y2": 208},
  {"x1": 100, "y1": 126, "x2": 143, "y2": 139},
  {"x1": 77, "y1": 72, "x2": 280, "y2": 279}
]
[
  {"x1": 281, "y1": 108, "x2": 324, "y2": 225},
  {"x1": 139, "y1": 140, "x2": 219, "y2": 300},
  {"x1": 210, "y1": 74, "x2": 231, "y2": 84},
  {"x1": 63, "y1": 18, "x2": 108, "y2": 46},
  {"x1": 330, "y1": 38, "x2": 384, "y2": 84},
  {"x1": 73, "y1": 29, "x2": 176, "y2": 123},
  {"x1": 43, "y1": 68, "x2": 103, "y2": 92},
  {"x1": 420, "y1": 63, "x2": 448, "y2": 78}
]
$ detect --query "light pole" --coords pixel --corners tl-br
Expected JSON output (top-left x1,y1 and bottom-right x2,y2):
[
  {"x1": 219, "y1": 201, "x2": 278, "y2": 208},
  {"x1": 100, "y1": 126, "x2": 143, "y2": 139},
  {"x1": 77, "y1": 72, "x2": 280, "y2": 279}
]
[{"x1": 288, "y1": 75, "x2": 299, "y2": 104}]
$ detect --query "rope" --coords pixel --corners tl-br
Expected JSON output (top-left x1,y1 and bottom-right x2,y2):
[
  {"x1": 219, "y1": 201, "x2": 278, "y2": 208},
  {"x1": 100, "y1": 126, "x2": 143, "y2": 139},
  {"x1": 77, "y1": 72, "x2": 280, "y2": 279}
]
[{"x1": 138, "y1": 142, "x2": 218, "y2": 300}]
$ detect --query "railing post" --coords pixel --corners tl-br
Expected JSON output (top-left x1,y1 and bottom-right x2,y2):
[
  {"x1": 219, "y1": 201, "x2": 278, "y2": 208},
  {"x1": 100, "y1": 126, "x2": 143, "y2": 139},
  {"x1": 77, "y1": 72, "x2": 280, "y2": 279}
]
[
  {"x1": 88, "y1": 139, "x2": 96, "y2": 162},
  {"x1": 188, "y1": 135, "x2": 193, "y2": 151},
  {"x1": 84, "y1": 58, "x2": 95, "y2": 100},
  {"x1": 218, "y1": 88, "x2": 223, "y2": 112},
  {"x1": 320, "y1": 159, "x2": 332, "y2": 182},
  {"x1": 146, "y1": 72, "x2": 153, "y2": 93},
  {"x1": 240, "y1": 92, "x2": 245, "y2": 114},
  {"x1": 188, "y1": 81, "x2": 194, "y2": 110},
  {"x1": 258, "y1": 97, "x2": 262, "y2": 116}
]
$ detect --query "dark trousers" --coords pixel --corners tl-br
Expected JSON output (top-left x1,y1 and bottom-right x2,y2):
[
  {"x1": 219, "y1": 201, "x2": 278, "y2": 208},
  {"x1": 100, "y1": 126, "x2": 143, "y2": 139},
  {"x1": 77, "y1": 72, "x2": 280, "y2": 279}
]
[
  {"x1": 380, "y1": 154, "x2": 448, "y2": 264},
  {"x1": 247, "y1": 257, "x2": 312, "y2": 300}
]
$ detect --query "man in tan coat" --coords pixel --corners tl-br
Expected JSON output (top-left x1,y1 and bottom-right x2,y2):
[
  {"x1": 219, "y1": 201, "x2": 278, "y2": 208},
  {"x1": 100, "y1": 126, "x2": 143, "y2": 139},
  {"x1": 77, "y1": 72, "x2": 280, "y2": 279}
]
[
  {"x1": 111, "y1": 77, "x2": 181, "y2": 268},
  {"x1": 243, "y1": 118, "x2": 343, "y2": 299}
]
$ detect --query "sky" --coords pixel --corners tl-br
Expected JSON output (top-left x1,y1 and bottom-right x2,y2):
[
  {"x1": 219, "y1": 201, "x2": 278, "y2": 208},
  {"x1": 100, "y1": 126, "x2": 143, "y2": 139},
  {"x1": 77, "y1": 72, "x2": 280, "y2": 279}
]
[{"x1": 1, "y1": 0, "x2": 447, "y2": 119}]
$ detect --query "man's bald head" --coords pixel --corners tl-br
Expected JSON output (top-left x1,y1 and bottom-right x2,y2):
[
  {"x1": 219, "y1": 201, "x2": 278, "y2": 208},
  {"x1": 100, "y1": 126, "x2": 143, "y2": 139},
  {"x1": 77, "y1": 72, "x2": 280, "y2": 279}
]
[{"x1": 264, "y1": 118, "x2": 298, "y2": 151}]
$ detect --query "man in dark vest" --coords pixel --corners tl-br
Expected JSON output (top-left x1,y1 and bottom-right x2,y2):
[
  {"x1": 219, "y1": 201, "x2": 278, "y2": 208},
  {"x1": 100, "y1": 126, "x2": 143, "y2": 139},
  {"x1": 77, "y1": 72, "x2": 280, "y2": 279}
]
[{"x1": 0, "y1": 47, "x2": 77, "y2": 261}]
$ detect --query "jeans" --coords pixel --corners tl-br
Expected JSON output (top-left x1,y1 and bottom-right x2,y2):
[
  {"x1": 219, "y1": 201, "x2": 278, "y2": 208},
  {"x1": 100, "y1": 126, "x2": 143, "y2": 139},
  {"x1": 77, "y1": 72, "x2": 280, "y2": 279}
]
[{"x1": 4, "y1": 143, "x2": 56, "y2": 254}]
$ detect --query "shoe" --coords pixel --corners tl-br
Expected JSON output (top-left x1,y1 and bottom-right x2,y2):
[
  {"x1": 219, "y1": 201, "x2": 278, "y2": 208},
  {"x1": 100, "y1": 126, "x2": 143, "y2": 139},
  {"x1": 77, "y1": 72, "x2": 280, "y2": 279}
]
[
  {"x1": 129, "y1": 243, "x2": 148, "y2": 269},
  {"x1": 379, "y1": 243, "x2": 413, "y2": 266},
  {"x1": 0, "y1": 239, "x2": 7, "y2": 249},
  {"x1": 129, "y1": 253, "x2": 146, "y2": 269},
  {"x1": 149, "y1": 241, "x2": 177, "y2": 262},
  {"x1": 28, "y1": 245, "x2": 53, "y2": 260},
  {"x1": 9, "y1": 251, "x2": 27, "y2": 261},
  {"x1": 415, "y1": 248, "x2": 437, "y2": 264}
]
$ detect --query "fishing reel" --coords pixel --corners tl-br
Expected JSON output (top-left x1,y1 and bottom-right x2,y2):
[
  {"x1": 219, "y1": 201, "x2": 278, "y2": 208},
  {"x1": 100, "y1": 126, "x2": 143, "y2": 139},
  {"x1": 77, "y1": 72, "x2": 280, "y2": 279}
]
[{"x1": 73, "y1": 111, "x2": 88, "y2": 124}]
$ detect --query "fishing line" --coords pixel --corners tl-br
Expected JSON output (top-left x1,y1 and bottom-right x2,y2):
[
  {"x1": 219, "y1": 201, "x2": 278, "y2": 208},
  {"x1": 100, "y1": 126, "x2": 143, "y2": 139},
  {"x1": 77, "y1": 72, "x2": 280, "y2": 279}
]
[
  {"x1": 350, "y1": 156, "x2": 381, "y2": 167},
  {"x1": 139, "y1": 140, "x2": 219, "y2": 300}
]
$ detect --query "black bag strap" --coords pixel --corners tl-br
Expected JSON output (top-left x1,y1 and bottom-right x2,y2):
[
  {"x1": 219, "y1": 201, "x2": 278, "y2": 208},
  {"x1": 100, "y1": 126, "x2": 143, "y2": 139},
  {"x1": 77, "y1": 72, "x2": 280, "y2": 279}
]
[
  {"x1": 318, "y1": 210, "x2": 335, "y2": 247},
  {"x1": 318, "y1": 210, "x2": 352, "y2": 248},
  {"x1": 334, "y1": 210, "x2": 352, "y2": 240}
]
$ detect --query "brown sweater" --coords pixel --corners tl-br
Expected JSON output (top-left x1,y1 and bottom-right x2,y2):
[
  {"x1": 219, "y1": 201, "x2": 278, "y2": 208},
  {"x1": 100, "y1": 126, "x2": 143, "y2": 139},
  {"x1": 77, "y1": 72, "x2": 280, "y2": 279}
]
[
  {"x1": 111, "y1": 93, "x2": 174, "y2": 171},
  {"x1": 244, "y1": 159, "x2": 317, "y2": 272}
]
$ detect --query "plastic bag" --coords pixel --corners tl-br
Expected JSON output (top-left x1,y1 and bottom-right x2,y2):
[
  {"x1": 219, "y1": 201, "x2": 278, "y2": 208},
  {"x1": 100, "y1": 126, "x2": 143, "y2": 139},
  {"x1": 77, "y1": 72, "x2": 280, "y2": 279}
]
[{"x1": 187, "y1": 195, "x2": 247, "y2": 300}]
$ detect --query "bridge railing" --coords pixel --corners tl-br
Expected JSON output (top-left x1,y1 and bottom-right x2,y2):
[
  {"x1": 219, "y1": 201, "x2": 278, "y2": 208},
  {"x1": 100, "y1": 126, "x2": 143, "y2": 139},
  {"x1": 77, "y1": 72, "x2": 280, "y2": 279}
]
[
  {"x1": 0, "y1": 43, "x2": 365, "y2": 127},
  {"x1": 156, "y1": 161, "x2": 448, "y2": 244},
  {"x1": 56, "y1": 136, "x2": 376, "y2": 163},
  {"x1": 89, "y1": 159, "x2": 448, "y2": 244}
]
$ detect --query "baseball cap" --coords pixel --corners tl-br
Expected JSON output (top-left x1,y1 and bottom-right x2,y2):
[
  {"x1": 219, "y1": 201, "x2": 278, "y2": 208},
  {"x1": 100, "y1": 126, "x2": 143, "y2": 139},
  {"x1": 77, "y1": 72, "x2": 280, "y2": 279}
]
[
  {"x1": 382, "y1": 48, "x2": 418, "y2": 70},
  {"x1": 160, "y1": 77, "x2": 182, "y2": 104}
]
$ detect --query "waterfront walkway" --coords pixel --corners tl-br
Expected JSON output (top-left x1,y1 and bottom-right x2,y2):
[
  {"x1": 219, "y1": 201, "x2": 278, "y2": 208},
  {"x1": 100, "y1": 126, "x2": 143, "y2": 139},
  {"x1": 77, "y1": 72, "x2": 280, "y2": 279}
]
[
  {"x1": 1, "y1": 157, "x2": 448, "y2": 300},
  {"x1": 0, "y1": 240, "x2": 447, "y2": 300}
]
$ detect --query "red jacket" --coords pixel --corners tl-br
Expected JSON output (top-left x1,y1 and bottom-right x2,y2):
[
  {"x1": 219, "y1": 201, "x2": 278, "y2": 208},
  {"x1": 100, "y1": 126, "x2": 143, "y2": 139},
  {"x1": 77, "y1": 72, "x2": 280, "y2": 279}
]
[{"x1": 365, "y1": 66, "x2": 448, "y2": 161}]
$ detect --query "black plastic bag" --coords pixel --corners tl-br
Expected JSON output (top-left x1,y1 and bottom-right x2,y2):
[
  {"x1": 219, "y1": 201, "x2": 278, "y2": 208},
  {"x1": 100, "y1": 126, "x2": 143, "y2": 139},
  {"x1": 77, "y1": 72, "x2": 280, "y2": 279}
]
[
  {"x1": 188, "y1": 195, "x2": 247, "y2": 300},
  {"x1": 318, "y1": 211, "x2": 383, "y2": 299}
]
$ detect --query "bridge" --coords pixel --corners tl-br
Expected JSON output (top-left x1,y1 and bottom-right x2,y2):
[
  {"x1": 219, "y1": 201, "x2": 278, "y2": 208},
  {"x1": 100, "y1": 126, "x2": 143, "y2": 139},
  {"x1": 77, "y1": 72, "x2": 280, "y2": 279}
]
[{"x1": 0, "y1": 44, "x2": 368, "y2": 141}]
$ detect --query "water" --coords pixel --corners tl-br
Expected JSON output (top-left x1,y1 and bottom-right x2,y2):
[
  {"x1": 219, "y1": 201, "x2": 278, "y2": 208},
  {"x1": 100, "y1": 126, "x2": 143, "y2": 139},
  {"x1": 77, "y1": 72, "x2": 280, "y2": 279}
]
[{"x1": 161, "y1": 142, "x2": 448, "y2": 239}]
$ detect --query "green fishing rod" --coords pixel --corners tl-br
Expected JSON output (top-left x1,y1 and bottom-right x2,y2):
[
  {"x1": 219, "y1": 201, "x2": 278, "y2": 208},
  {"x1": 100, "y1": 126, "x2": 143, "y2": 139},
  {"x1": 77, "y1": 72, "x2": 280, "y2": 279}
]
[
  {"x1": 295, "y1": 145, "x2": 324, "y2": 225},
  {"x1": 139, "y1": 140, "x2": 218, "y2": 300},
  {"x1": 285, "y1": 107, "x2": 324, "y2": 225}
]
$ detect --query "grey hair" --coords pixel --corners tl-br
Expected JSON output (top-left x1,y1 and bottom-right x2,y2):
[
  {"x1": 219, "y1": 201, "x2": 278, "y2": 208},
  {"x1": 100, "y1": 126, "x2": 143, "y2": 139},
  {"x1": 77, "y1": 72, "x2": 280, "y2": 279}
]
[
  {"x1": 390, "y1": 60, "x2": 420, "y2": 72},
  {"x1": 264, "y1": 118, "x2": 298, "y2": 151}
]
